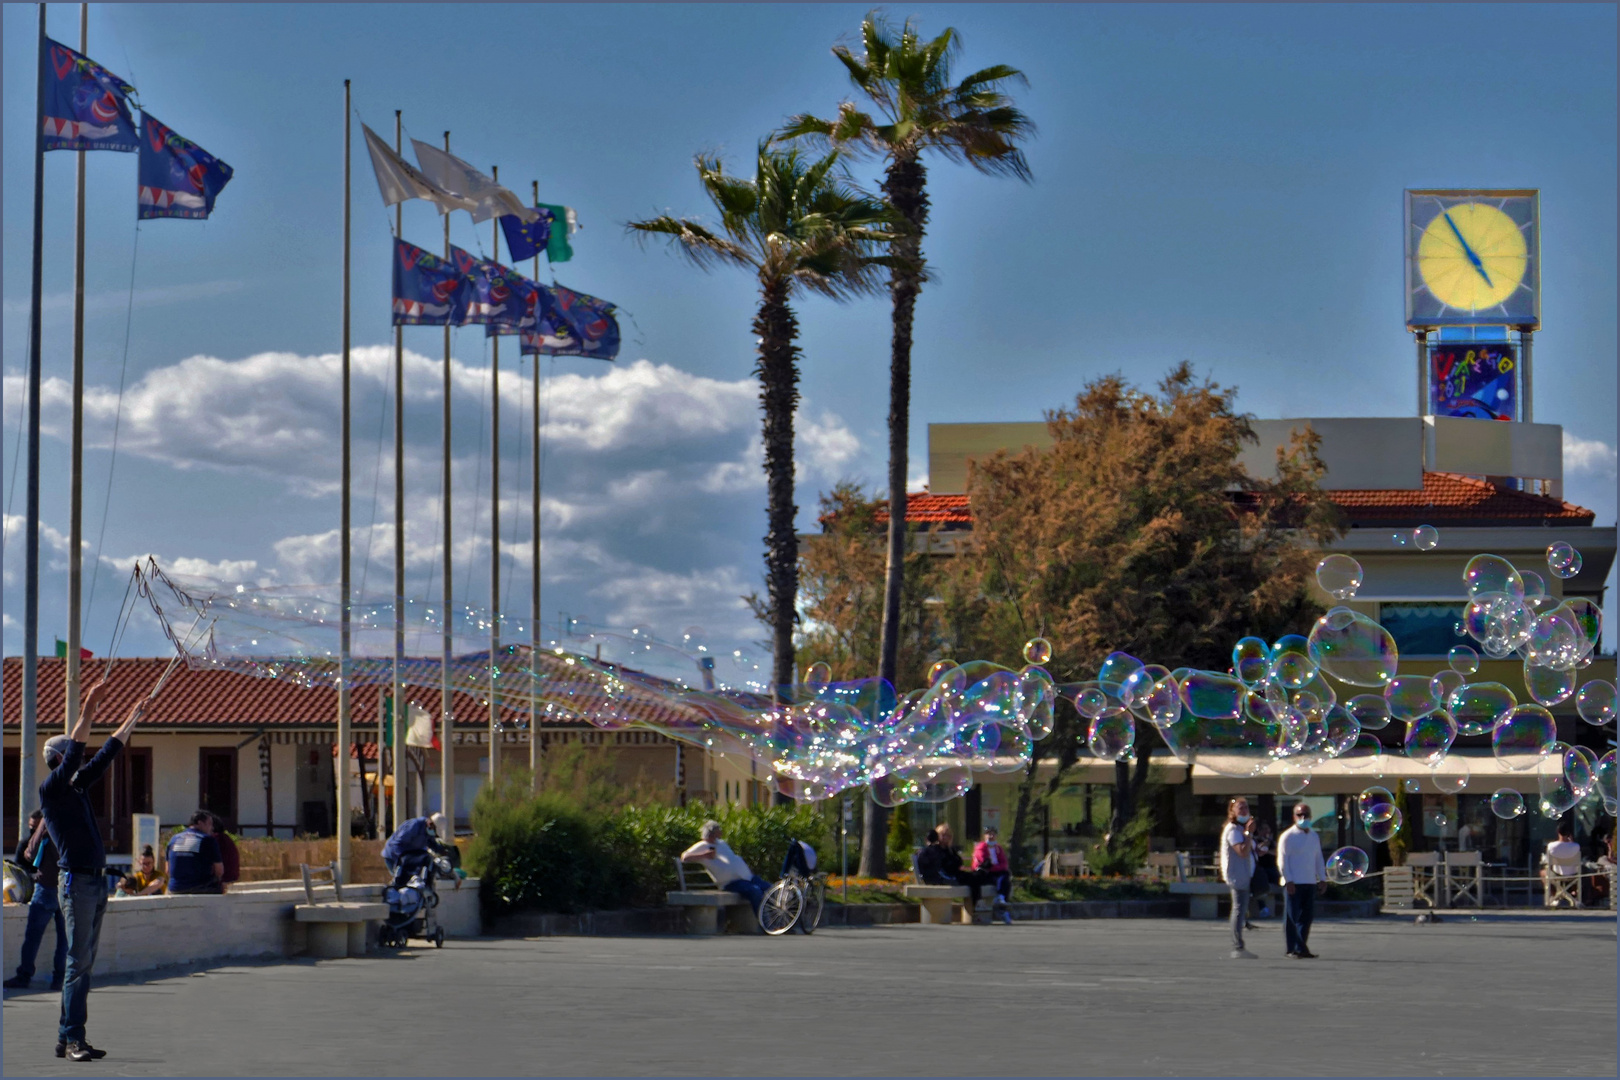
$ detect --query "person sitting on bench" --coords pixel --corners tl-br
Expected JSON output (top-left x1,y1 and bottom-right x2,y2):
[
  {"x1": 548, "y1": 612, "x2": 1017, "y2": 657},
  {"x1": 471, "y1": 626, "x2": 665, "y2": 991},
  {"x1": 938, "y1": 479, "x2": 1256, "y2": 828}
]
[{"x1": 681, "y1": 820, "x2": 769, "y2": 915}]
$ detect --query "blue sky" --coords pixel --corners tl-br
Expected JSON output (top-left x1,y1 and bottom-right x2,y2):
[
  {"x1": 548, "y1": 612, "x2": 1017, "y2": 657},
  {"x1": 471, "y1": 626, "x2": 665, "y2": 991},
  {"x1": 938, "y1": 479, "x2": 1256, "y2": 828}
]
[{"x1": 3, "y1": 2, "x2": 1615, "y2": 663}]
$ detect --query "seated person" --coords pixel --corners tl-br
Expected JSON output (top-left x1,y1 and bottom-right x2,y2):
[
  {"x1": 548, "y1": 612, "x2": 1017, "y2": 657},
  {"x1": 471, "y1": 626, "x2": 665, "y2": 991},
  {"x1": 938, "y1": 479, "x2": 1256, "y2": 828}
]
[
  {"x1": 681, "y1": 820, "x2": 769, "y2": 917},
  {"x1": 116, "y1": 846, "x2": 165, "y2": 897},
  {"x1": 166, "y1": 810, "x2": 225, "y2": 895},
  {"x1": 916, "y1": 829, "x2": 955, "y2": 884},
  {"x1": 962, "y1": 826, "x2": 1014, "y2": 922},
  {"x1": 1541, "y1": 824, "x2": 1583, "y2": 903},
  {"x1": 382, "y1": 812, "x2": 453, "y2": 882}
]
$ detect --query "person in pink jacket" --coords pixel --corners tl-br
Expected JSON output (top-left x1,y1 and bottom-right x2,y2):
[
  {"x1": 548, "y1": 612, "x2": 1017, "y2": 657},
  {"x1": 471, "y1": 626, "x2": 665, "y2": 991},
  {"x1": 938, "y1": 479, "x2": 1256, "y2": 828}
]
[{"x1": 967, "y1": 827, "x2": 1014, "y2": 925}]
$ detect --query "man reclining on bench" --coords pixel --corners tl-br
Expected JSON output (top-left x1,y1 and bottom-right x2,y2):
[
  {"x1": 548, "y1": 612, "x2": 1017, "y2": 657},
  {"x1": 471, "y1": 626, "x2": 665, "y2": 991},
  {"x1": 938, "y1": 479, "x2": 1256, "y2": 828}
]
[{"x1": 681, "y1": 820, "x2": 772, "y2": 916}]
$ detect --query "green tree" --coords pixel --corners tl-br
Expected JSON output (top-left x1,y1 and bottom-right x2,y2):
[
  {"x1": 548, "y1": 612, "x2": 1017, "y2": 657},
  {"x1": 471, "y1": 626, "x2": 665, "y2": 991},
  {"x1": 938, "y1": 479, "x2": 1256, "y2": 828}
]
[
  {"x1": 628, "y1": 146, "x2": 898, "y2": 701},
  {"x1": 779, "y1": 12, "x2": 1034, "y2": 875},
  {"x1": 938, "y1": 364, "x2": 1341, "y2": 869}
]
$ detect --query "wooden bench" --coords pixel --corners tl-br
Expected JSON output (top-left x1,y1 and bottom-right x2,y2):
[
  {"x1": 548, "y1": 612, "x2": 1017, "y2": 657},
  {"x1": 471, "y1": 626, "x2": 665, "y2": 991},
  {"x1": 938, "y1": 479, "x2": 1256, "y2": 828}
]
[
  {"x1": 1382, "y1": 865, "x2": 1415, "y2": 911},
  {"x1": 1038, "y1": 851, "x2": 1088, "y2": 878},
  {"x1": 666, "y1": 858, "x2": 756, "y2": 934},
  {"x1": 1168, "y1": 881, "x2": 1230, "y2": 919},
  {"x1": 293, "y1": 862, "x2": 389, "y2": 958}
]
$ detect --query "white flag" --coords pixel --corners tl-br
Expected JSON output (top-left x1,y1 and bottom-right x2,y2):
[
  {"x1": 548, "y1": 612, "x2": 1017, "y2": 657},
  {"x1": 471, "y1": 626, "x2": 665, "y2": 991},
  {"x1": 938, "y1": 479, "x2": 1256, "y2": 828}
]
[
  {"x1": 405, "y1": 701, "x2": 437, "y2": 747},
  {"x1": 411, "y1": 138, "x2": 539, "y2": 225},
  {"x1": 362, "y1": 124, "x2": 475, "y2": 216}
]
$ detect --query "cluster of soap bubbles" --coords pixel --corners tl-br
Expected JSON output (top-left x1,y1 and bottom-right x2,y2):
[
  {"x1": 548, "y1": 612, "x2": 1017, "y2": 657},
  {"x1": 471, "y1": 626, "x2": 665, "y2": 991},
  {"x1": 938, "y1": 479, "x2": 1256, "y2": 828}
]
[
  {"x1": 131, "y1": 528, "x2": 1614, "y2": 810},
  {"x1": 1390, "y1": 524, "x2": 1440, "y2": 550}
]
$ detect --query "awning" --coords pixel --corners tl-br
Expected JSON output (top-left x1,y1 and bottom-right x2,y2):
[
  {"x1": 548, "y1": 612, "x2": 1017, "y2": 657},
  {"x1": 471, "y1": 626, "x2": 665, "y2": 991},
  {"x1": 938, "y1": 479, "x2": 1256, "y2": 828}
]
[{"x1": 1190, "y1": 750, "x2": 1548, "y2": 795}]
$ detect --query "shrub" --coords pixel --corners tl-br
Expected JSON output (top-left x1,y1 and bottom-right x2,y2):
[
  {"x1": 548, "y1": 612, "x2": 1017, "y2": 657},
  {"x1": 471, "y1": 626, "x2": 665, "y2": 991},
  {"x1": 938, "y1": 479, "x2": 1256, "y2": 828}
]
[
  {"x1": 1085, "y1": 801, "x2": 1154, "y2": 878},
  {"x1": 885, "y1": 801, "x2": 916, "y2": 873}
]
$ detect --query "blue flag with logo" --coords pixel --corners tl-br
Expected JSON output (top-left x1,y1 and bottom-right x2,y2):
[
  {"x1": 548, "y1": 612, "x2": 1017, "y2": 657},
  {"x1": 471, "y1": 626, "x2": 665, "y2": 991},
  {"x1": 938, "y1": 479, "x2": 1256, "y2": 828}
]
[
  {"x1": 393, "y1": 239, "x2": 470, "y2": 325},
  {"x1": 485, "y1": 274, "x2": 543, "y2": 337},
  {"x1": 41, "y1": 37, "x2": 138, "y2": 152},
  {"x1": 499, "y1": 207, "x2": 554, "y2": 263},
  {"x1": 520, "y1": 283, "x2": 619, "y2": 360},
  {"x1": 450, "y1": 247, "x2": 525, "y2": 329},
  {"x1": 137, "y1": 113, "x2": 233, "y2": 220}
]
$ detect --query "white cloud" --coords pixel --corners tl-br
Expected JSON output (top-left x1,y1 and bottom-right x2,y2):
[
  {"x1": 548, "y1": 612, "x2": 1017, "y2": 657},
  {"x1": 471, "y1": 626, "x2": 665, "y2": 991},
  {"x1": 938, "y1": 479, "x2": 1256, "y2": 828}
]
[{"x1": 1564, "y1": 434, "x2": 1617, "y2": 478}]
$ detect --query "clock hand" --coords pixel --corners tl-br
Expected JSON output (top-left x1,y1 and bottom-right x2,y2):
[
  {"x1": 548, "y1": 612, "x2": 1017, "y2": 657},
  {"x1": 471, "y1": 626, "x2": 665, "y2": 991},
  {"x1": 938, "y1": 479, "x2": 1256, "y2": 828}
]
[{"x1": 1442, "y1": 211, "x2": 1493, "y2": 287}]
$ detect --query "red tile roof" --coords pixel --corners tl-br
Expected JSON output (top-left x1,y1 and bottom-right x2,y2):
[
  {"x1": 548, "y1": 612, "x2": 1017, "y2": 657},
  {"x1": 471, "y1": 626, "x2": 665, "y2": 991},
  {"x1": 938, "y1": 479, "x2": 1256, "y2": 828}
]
[
  {"x1": 2, "y1": 656, "x2": 536, "y2": 732},
  {"x1": 870, "y1": 473, "x2": 1593, "y2": 529}
]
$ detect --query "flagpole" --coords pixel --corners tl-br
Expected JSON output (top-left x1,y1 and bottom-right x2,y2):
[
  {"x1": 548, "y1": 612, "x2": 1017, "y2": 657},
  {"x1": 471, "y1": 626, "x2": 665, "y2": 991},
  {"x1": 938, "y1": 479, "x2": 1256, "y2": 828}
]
[
  {"x1": 529, "y1": 179, "x2": 541, "y2": 789},
  {"x1": 336, "y1": 78, "x2": 353, "y2": 882},
  {"x1": 488, "y1": 166, "x2": 502, "y2": 787},
  {"x1": 20, "y1": 0, "x2": 48, "y2": 839},
  {"x1": 66, "y1": 2, "x2": 88, "y2": 736},
  {"x1": 390, "y1": 109, "x2": 405, "y2": 836},
  {"x1": 440, "y1": 130, "x2": 455, "y2": 841}
]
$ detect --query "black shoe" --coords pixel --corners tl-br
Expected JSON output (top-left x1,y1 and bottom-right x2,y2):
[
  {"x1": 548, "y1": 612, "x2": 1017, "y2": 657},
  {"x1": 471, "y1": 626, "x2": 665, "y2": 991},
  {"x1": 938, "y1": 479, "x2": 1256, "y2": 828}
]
[
  {"x1": 1244, "y1": 922, "x2": 1258, "y2": 930},
  {"x1": 2, "y1": 975, "x2": 31, "y2": 989},
  {"x1": 1298, "y1": 949, "x2": 1318, "y2": 959},
  {"x1": 65, "y1": 1041, "x2": 106, "y2": 1061},
  {"x1": 55, "y1": 1042, "x2": 65, "y2": 1058}
]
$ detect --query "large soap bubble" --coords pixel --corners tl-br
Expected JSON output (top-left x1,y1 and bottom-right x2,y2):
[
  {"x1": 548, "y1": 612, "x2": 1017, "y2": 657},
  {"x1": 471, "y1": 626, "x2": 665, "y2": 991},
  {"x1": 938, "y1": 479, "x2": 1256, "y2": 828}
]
[
  {"x1": 1447, "y1": 645, "x2": 1479, "y2": 675},
  {"x1": 1178, "y1": 670, "x2": 1247, "y2": 720},
  {"x1": 1384, "y1": 675, "x2": 1439, "y2": 721},
  {"x1": 1314, "y1": 554, "x2": 1364, "y2": 600},
  {"x1": 1346, "y1": 693, "x2": 1392, "y2": 731},
  {"x1": 1464, "y1": 554, "x2": 1524, "y2": 600},
  {"x1": 1403, "y1": 710, "x2": 1456, "y2": 767},
  {"x1": 1576, "y1": 680, "x2": 1616, "y2": 726},
  {"x1": 1523, "y1": 660, "x2": 1575, "y2": 707},
  {"x1": 1269, "y1": 634, "x2": 1316, "y2": 690},
  {"x1": 1326, "y1": 846, "x2": 1369, "y2": 883},
  {"x1": 1489, "y1": 788, "x2": 1526, "y2": 819},
  {"x1": 1492, "y1": 704, "x2": 1556, "y2": 770},
  {"x1": 1545, "y1": 542, "x2": 1582, "y2": 579},
  {"x1": 1232, "y1": 637, "x2": 1272, "y2": 686},
  {"x1": 1447, "y1": 682, "x2": 1516, "y2": 737},
  {"x1": 1307, "y1": 608, "x2": 1397, "y2": 687}
]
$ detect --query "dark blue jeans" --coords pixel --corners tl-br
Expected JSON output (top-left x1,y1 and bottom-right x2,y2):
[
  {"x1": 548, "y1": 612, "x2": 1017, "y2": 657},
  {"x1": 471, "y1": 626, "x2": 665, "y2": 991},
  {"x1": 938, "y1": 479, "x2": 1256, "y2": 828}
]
[
  {"x1": 1284, "y1": 884, "x2": 1316, "y2": 955},
  {"x1": 15, "y1": 881, "x2": 67, "y2": 983},
  {"x1": 58, "y1": 871, "x2": 108, "y2": 1043},
  {"x1": 722, "y1": 875, "x2": 769, "y2": 915}
]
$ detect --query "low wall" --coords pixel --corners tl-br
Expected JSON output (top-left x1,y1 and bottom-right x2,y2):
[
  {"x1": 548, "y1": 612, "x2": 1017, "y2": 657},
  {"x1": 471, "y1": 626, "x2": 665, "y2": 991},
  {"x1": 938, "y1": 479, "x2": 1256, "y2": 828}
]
[{"x1": 2, "y1": 878, "x2": 481, "y2": 979}]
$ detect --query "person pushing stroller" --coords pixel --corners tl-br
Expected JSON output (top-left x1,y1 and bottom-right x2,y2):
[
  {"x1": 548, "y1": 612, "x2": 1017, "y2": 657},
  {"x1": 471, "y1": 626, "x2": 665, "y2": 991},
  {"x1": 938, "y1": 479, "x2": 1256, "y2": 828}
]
[{"x1": 381, "y1": 812, "x2": 454, "y2": 884}]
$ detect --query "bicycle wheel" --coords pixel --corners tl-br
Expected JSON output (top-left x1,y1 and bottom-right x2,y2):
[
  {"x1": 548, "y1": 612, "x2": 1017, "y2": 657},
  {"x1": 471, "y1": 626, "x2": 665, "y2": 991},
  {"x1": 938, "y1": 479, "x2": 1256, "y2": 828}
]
[
  {"x1": 800, "y1": 877, "x2": 824, "y2": 934},
  {"x1": 759, "y1": 880, "x2": 804, "y2": 935}
]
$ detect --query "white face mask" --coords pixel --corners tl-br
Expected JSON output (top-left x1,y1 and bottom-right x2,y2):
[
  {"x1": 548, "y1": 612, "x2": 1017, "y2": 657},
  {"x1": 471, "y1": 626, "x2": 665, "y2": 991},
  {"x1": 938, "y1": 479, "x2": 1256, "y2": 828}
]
[{"x1": 1236, "y1": 813, "x2": 1250, "y2": 823}]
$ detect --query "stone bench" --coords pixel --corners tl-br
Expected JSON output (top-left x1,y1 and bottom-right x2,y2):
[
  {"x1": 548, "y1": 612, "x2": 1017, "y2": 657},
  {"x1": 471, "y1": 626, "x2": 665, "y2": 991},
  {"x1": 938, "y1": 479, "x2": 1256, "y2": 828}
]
[
  {"x1": 293, "y1": 901, "x2": 391, "y2": 957},
  {"x1": 903, "y1": 884, "x2": 971, "y2": 925},
  {"x1": 1168, "y1": 881, "x2": 1231, "y2": 919},
  {"x1": 666, "y1": 889, "x2": 753, "y2": 935}
]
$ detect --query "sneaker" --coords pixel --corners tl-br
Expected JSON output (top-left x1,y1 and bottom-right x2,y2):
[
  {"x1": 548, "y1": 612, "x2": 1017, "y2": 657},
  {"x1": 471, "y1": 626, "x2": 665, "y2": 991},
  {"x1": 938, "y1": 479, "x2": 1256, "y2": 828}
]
[
  {"x1": 2, "y1": 975, "x2": 31, "y2": 990},
  {"x1": 1229, "y1": 948, "x2": 1257, "y2": 959},
  {"x1": 65, "y1": 1041, "x2": 107, "y2": 1061},
  {"x1": 1285, "y1": 951, "x2": 1302, "y2": 959}
]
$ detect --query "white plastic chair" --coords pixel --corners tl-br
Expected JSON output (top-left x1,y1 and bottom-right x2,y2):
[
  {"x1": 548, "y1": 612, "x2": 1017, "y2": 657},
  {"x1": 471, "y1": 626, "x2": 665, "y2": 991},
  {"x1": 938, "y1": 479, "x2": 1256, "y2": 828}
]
[
  {"x1": 1543, "y1": 851, "x2": 1581, "y2": 908},
  {"x1": 1442, "y1": 850, "x2": 1482, "y2": 908}
]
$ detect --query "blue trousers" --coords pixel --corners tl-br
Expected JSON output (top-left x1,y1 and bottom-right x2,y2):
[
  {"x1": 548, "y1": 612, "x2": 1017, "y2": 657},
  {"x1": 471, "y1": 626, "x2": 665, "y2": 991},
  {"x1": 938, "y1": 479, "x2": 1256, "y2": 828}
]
[
  {"x1": 1284, "y1": 885, "x2": 1316, "y2": 955},
  {"x1": 58, "y1": 871, "x2": 108, "y2": 1043},
  {"x1": 14, "y1": 881, "x2": 67, "y2": 983},
  {"x1": 722, "y1": 875, "x2": 769, "y2": 915}
]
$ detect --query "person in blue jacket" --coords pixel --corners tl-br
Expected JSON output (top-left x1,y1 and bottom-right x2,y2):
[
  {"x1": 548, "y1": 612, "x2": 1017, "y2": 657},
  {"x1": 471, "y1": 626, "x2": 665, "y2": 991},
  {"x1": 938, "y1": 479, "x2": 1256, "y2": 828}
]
[{"x1": 381, "y1": 812, "x2": 452, "y2": 881}]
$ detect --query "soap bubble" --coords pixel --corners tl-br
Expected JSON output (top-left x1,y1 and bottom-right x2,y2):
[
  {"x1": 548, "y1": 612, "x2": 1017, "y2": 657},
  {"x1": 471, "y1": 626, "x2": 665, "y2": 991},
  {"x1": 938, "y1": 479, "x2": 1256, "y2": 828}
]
[
  {"x1": 1447, "y1": 645, "x2": 1479, "y2": 675},
  {"x1": 1087, "y1": 710, "x2": 1135, "y2": 761},
  {"x1": 803, "y1": 661, "x2": 832, "y2": 689},
  {"x1": 1520, "y1": 570, "x2": 1547, "y2": 599},
  {"x1": 1269, "y1": 635, "x2": 1317, "y2": 690},
  {"x1": 1346, "y1": 693, "x2": 1392, "y2": 731},
  {"x1": 1559, "y1": 597, "x2": 1603, "y2": 658},
  {"x1": 1526, "y1": 607, "x2": 1587, "y2": 670},
  {"x1": 1425, "y1": 807, "x2": 1449, "y2": 831},
  {"x1": 1340, "y1": 734, "x2": 1383, "y2": 771},
  {"x1": 1359, "y1": 786, "x2": 1398, "y2": 824},
  {"x1": 1320, "y1": 704, "x2": 1360, "y2": 758},
  {"x1": 1403, "y1": 710, "x2": 1457, "y2": 767},
  {"x1": 1464, "y1": 554, "x2": 1525, "y2": 600},
  {"x1": 1545, "y1": 542, "x2": 1582, "y2": 579},
  {"x1": 1365, "y1": 809, "x2": 1402, "y2": 844},
  {"x1": 1430, "y1": 758, "x2": 1469, "y2": 794},
  {"x1": 1232, "y1": 637, "x2": 1272, "y2": 686},
  {"x1": 1412, "y1": 525, "x2": 1439, "y2": 550},
  {"x1": 1447, "y1": 681, "x2": 1516, "y2": 736},
  {"x1": 1535, "y1": 745, "x2": 1584, "y2": 816},
  {"x1": 1178, "y1": 670, "x2": 1247, "y2": 720},
  {"x1": 1576, "y1": 680, "x2": 1616, "y2": 726},
  {"x1": 1279, "y1": 766, "x2": 1311, "y2": 795},
  {"x1": 1326, "y1": 846, "x2": 1370, "y2": 884},
  {"x1": 1490, "y1": 789, "x2": 1525, "y2": 819},
  {"x1": 1595, "y1": 750, "x2": 1617, "y2": 805},
  {"x1": 1391, "y1": 532, "x2": 1410, "y2": 548},
  {"x1": 1523, "y1": 660, "x2": 1575, "y2": 707},
  {"x1": 1561, "y1": 744, "x2": 1597, "y2": 797},
  {"x1": 681, "y1": 626, "x2": 709, "y2": 653},
  {"x1": 1314, "y1": 554, "x2": 1364, "y2": 600},
  {"x1": 1307, "y1": 608, "x2": 1397, "y2": 687},
  {"x1": 1429, "y1": 668, "x2": 1466, "y2": 704},
  {"x1": 1022, "y1": 637, "x2": 1053, "y2": 666},
  {"x1": 1492, "y1": 704, "x2": 1557, "y2": 770},
  {"x1": 1384, "y1": 676, "x2": 1440, "y2": 721},
  {"x1": 1097, "y1": 652, "x2": 1145, "y2": 695},
  {"x1": 927, "y1": 659, "x2": 959, "y2": 686},
  {"x1": 1074, "y1": 686, "x2": 1108, "y2": 718}
]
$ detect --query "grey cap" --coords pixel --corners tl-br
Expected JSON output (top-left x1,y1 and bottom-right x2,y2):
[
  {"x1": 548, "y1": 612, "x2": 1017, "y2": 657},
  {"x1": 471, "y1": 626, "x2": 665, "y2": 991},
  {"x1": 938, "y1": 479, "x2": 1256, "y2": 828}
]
[{"x1": 43, "y1": 734, "x2": 74, "y2": 763}]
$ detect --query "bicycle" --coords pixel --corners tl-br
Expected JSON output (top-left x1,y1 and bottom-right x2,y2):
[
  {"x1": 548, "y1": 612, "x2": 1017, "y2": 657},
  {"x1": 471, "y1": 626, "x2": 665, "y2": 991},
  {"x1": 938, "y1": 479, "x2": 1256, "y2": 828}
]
[{"x1": 758, "y1": 867, "x2": 827, "y2": 936}]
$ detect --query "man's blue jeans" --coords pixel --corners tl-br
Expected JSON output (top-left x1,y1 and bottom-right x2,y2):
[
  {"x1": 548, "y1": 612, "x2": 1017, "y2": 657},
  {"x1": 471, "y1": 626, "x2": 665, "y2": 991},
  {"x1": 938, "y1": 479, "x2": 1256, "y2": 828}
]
[
  {"x1": 1284, "y1": 884, "x2": 1316, "y2": 955},
  {"x1": 15, "y1": 881, "x2": 67, "y2": 983},
  {"x1": 58, "y1": 871, "x2": 108, "y2": 1043},
  {"x1": 722, "y1": 875, "x2": 769, "y2": 915}
]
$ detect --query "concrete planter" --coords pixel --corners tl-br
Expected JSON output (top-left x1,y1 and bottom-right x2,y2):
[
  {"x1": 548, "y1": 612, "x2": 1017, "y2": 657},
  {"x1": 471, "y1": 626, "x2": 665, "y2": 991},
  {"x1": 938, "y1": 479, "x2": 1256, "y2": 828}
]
[{"x1": 2, "y1": 878, "x2": 481, "y2": 980}]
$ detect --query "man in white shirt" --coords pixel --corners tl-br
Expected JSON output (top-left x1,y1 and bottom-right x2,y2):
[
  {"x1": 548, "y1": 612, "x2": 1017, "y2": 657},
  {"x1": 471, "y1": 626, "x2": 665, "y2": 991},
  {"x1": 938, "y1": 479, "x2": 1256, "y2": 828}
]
[
  {"x1": 681, "y1": 820, "x2": 769, "y2": 917},
  {"x1": 1276, "y1": 803, "x2": 1327, "y2": 959},
  {"x1": 1540, "y1": 824, "x2": 1583, "y2": 904}
]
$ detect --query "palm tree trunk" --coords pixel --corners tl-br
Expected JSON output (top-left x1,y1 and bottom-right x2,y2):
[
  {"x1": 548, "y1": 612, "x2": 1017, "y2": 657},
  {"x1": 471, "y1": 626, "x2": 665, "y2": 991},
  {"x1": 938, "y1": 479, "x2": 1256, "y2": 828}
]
[
  {"x1": 754, "y1": 280, "x2": 801, "y2": 702},
  {"x1": 861, "y1": 152, "x2": 929, "y2": 878}
]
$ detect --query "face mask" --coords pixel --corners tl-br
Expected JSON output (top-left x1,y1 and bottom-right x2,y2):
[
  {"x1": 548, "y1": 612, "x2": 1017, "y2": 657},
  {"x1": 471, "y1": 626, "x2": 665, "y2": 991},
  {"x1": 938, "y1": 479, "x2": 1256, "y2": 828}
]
[
  {"x1": 1236, "y1": 814, "x2": 1250, "y2": 823},
  {"x1": 1296, "y1": 818, "x2": 1311, "y2": 829}
]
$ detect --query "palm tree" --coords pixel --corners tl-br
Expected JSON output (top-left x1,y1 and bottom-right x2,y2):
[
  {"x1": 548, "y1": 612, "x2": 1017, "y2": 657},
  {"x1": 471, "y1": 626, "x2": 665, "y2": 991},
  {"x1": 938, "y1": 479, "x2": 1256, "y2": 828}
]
[
  {"x1": 628, "y1": 145, "x2": 898, "y2": 703},
  {"x1": 778, "y1": 12, "x2": 1033, "y2": 877}
]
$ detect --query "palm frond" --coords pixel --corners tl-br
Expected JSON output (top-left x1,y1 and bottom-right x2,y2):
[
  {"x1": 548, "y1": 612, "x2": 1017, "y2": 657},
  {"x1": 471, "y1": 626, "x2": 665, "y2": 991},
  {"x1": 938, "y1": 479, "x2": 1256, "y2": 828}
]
[{"x1": 624, "y1": 215, "x2": 757, "y2": 273}]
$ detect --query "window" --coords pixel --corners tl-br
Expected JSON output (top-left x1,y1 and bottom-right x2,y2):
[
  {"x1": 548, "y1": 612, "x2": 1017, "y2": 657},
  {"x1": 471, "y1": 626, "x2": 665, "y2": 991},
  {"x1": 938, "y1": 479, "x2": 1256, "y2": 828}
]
[{"x1": 1378, "y1": 602, "x2": 1467, "y2": 657}]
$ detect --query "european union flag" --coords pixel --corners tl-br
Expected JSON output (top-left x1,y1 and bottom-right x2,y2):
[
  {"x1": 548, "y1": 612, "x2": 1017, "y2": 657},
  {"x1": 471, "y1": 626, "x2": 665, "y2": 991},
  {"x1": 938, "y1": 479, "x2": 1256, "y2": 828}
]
[
  {"x1": 393, "y1": 239, "x2": 470, "y2": 325},
  {"x1": 450, "y1": 247, "x2": 525, "y2": 329},
  {"x1": 41, "y1": 37, "x2": 137, "y2": 152},
  {"x1": 137, "y1": 113, "x2": 233, "y2": 220},
  {"x1": 499, "y1": 207, "x2": 554, "y2": 263}
]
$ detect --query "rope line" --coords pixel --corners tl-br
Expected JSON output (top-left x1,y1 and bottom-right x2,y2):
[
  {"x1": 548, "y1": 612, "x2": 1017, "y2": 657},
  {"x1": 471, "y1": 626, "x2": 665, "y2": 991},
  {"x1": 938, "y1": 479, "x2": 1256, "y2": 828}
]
[
  {"x1": 357, "y1": 364, "x2": 391, "y2": 601},
  {"x1": 85, "y1": 222, "x2": 142, "y2": 632},
  {"x1": 463, "y1": 337, "x2": 489, "y2": 604}
]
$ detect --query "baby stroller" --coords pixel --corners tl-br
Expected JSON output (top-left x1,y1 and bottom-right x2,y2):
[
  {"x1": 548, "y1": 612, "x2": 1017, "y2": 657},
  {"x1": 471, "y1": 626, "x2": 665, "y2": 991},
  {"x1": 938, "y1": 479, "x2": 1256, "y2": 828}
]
[{"x1": 378, "y1": 853, "x2": 451, "y2": 949}]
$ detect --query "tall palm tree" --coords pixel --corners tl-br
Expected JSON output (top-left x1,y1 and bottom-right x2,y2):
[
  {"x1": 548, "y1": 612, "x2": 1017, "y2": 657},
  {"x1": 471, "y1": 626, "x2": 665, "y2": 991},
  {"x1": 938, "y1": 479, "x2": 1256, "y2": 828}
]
[
  {"x1": 779, "y1": 13, "x2": 1033, "y2": 876},
  {"x1": 628, "y1": 145, "x2": 897, "y2": 705}
]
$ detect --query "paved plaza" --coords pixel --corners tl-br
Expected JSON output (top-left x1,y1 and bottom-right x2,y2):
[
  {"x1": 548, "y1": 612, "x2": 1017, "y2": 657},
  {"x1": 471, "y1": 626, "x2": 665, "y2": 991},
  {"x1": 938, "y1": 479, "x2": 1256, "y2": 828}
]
[{"x1": 4, "y1": 915, "x2": 1615, "y2": 1076}]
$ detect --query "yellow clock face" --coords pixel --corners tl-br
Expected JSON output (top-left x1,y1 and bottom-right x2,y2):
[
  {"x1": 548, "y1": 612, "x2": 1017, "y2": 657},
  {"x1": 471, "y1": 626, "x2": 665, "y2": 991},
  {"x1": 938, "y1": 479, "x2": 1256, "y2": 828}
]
[{"x1": 1416, "y1": 202, "x2": 1528, "y2": 311}]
